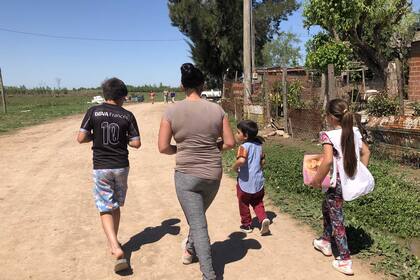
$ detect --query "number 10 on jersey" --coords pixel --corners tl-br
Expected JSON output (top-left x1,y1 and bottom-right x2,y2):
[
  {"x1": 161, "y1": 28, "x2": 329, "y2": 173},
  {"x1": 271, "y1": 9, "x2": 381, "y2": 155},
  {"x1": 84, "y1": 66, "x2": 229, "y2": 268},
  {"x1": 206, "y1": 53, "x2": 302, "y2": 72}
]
[{"x1": 101, "y1": 122, "x2": 120, "y2": 145}]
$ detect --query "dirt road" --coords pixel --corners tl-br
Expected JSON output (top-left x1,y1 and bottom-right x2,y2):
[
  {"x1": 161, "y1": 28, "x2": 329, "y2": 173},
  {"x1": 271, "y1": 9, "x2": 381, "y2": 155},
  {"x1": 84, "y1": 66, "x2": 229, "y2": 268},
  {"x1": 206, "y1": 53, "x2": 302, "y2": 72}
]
[{"x1": 0, "y1": 102, "x2": 382, "y2": 280}]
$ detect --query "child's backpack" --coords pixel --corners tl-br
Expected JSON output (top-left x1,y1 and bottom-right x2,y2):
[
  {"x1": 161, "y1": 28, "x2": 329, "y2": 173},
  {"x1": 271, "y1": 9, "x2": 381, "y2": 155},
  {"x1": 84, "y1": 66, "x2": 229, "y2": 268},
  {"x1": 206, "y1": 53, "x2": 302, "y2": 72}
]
[{"x1": 325, "y1": 128, "x2": 375, "y2": 201}]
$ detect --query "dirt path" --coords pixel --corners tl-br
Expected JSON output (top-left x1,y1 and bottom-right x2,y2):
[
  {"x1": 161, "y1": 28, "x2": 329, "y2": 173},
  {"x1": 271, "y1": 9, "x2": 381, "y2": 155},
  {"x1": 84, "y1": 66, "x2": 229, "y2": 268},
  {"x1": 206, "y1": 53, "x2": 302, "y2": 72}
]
[{"x1": 0, "y1": 102, "x2": 382, "y2": 280}]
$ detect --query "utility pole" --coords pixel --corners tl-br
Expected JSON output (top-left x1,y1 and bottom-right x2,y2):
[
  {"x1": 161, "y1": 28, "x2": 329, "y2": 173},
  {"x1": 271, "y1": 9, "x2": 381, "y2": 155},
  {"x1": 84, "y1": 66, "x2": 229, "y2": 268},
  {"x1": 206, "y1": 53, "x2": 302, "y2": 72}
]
[
  {"x1": 282, "y1": 68, "x2": 288, "y2": 134},
  {"x1": 251, "y1": 4, "x2": 255, "y2": 76},
  {"x1": 0, "y1": 68, "x2": 7, "y2": 114},
  {"x1": 243, "y1": 0, "x2": 252, "y2": 106}
]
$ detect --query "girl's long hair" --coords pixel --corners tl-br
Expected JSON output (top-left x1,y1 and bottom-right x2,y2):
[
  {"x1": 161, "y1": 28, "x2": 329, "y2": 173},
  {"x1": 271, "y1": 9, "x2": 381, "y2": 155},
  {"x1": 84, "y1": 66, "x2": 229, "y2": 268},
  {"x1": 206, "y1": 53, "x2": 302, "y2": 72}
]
[{"x1": 326, "y1": 99, "x2": 357, "y2": 177}]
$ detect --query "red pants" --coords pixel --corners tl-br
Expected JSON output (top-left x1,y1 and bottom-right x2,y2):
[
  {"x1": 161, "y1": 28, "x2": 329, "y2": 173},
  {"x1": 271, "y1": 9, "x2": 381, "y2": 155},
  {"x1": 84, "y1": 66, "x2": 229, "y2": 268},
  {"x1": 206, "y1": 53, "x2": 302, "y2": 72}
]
[{"x1": 236, "y1": 183, "x2": 267, "y2": 226}]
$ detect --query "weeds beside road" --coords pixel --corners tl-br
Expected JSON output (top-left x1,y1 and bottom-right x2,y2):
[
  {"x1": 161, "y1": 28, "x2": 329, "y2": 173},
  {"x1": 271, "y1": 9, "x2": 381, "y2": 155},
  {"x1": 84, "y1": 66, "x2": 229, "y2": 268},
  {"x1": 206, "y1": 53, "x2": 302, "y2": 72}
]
[{"x1": 223, "y1": 140, "x2": 420, "y2": 279}]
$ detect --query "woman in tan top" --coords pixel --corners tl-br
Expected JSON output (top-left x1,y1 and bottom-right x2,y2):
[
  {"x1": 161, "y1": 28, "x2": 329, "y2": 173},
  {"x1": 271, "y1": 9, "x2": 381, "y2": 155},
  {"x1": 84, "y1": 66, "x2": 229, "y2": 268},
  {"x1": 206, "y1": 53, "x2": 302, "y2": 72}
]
[{"x1": 158, "y1": 63, "x2": 235, "y2": 280}]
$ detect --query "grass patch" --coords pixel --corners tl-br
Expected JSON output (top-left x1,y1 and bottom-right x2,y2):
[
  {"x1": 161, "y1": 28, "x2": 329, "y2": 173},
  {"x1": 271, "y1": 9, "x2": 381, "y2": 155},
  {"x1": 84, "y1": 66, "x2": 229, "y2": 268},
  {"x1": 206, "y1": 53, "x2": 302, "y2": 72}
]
[
  {"x1": 0, "y1": 95, "x2": 95, "y2": 133},
  {"x1": 223, "y1": 143, "x2": 420, "y2": 279}
]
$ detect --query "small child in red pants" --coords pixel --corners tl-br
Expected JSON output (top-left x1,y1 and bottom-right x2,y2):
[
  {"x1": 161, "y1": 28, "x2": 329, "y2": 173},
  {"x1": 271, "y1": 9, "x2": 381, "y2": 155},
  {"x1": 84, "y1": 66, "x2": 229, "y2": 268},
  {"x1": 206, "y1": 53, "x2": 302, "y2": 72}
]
[{"x1": 232, "y1": 120, "x2": 270, "y2": 235}]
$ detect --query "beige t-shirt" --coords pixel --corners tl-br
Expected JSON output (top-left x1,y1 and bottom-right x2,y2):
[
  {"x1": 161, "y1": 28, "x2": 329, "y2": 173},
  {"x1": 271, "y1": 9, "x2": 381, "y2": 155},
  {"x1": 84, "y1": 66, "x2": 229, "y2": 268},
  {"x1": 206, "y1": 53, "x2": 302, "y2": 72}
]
[{"x1": 164, "y1": 99, "x2": 226, "y2": 180}]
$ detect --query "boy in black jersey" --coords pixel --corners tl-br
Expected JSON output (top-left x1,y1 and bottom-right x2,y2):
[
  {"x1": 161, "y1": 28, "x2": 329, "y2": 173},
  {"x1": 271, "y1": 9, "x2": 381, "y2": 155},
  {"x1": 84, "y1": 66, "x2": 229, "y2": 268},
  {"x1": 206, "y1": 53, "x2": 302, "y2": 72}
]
[{"x1": 77, "y1": 78, "x2": 141, "y2": 272}]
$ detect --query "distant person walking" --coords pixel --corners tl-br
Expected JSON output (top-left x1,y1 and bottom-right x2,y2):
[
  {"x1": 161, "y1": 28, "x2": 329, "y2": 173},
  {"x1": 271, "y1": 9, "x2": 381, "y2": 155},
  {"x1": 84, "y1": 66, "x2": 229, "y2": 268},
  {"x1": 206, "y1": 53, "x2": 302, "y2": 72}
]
[
  {"x1": 163, "y1": 90, "x2": 169, "y2": 103},
  {"x1": 170, "y1": 91, "x2": 176, "y2": 103},
  {"x1": 158, "y1": 63, "x2": 235, "y2": 280},
  {"x1": 77, "y1": 78, "x2": 141, "y2": 273},
  {"x1": 149, "y1": 91, "x2": 156, "y2": 104}
]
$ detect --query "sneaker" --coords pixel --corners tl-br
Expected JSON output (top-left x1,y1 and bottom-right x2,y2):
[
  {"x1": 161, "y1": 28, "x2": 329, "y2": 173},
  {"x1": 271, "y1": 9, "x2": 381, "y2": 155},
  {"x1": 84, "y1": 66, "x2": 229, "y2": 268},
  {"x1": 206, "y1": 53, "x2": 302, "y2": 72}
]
[
  {"x1": 181, "y1": 238, "x2": 195, "y2": 265},
  {"x1": 260, "y1": 218, "x2": 270, "y2": 235},
  {"x1": 240, "y1": 224, "x2": 253, "y2": 233},
  {"x1": 313, "y1": 238, "x2": 332, "y2": 256},
  {"x1": 332, "y1": 258, "x2": 354, "y2": 275}
]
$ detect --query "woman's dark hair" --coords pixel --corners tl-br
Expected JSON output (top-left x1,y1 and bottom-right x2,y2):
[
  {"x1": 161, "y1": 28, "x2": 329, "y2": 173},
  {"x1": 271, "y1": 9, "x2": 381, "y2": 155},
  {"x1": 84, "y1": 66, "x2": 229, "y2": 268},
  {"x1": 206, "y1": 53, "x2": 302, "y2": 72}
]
[
  {"x1": 180, "y1": 63, "x2": 205, "y2": 90},
  {"x1": 237, "y1": 120, "x2": 259, "y2": 141},
  {"x1": 102, "y1": 77, "x2": 128, "y2": 101},
  {"x1": 326, "y1": 99, "x2": 356, "y2": 177}
]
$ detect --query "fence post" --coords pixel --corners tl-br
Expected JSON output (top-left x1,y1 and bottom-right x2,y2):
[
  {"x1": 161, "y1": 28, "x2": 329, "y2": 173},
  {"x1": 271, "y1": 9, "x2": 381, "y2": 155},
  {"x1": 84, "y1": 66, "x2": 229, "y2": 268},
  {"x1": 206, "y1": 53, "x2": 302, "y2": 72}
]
[
  {"x1": 328, "y1": 64, "x2": 336, "y2": 100},
  {"x1": 321, "y1": 72, "x2": 327, "y2": 109},
  {"x1": 0, "y1": 68, "x2": 7, "y2": 114},
  {"x1": 395, "y1": 59, "x2": 404, "y2": 115},
  {"x1": 282, "y1": 67, "x2": 288, "y2": 134},
  {"x1": 263, "y1": 72, "x2": 271, "y2": 123}
]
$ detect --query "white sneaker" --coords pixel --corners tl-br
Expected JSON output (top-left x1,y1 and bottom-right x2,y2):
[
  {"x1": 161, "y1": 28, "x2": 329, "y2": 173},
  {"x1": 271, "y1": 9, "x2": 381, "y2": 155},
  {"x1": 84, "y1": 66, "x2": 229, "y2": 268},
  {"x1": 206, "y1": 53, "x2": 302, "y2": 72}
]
[
  {"x1": 260, "y1": 218, "x2": 270, "y2": 235},
  {"x1": 313, "y1": 238, "x2": 332, "y2": 256},
  {"x1": 332, "y1": 259, "x2": 354, "y2": 275},
  {"x1": 181, "y1": 238, "x2": 194, "y2": 265}
]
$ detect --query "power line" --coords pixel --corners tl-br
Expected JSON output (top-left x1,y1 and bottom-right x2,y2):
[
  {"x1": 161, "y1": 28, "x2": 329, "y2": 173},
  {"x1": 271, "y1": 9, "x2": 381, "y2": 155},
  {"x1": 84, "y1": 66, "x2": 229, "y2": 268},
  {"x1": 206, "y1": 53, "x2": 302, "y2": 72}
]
[{"x1": 0, "y1": 26, "x2": 184, "y2": 42}]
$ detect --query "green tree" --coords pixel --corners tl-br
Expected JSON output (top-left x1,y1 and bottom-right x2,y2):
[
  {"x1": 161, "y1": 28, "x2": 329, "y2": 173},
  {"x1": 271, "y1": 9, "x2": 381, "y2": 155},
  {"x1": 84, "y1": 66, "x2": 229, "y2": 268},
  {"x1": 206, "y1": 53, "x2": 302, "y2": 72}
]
[
  {"x1": 262, "y1": 32, "x2": 301, "y2": 67},
  {"x1": 305, "y1": 33, "x2": 352, "y2": 73},
  {"x1": 303, "y1": 0, "x2": 415, "y2": 84},
  {"x1": 168, "y1": 0, "x2": 299, "y2": 87}
]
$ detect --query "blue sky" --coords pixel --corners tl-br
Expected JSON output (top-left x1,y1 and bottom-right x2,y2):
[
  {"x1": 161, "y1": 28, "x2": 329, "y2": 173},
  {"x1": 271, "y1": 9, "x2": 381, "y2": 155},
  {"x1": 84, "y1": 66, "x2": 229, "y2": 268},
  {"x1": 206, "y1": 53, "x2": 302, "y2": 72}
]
[{"x1": 0, "y1": 0, "x2": 419, "y2": 88}]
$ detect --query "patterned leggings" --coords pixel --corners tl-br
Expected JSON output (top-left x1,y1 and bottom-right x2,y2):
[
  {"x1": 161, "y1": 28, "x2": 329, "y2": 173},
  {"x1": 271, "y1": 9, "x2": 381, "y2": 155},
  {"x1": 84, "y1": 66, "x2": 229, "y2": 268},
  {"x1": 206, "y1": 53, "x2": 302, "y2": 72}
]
[{"x1": 322, "y1": 182, "x2": 351, "y2": 260}]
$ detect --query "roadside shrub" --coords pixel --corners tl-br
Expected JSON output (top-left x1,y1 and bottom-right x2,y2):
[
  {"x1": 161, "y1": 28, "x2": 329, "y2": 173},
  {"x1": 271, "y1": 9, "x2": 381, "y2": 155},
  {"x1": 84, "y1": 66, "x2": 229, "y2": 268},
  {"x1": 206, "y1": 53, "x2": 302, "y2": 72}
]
[
  {"x1": 271, "y1": 80, "x2": 305, "y2": 110},
  {"x1": 366, "y1": 93, "x2": 399, "y2": 117},
  {"x1": 412, "y1": 102, "x2": 420, "y2": 117},
  {"x1": 287, "y1": 80, "x2": 305, "y2": 110}
]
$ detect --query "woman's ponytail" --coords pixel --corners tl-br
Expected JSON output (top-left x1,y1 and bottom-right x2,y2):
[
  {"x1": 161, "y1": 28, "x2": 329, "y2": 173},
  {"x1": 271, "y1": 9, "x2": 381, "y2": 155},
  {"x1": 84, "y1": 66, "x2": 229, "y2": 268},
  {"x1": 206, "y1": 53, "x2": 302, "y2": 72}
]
[
  {"x1": 326, "y1": 99, "x2": 357, "y2": 177},
  {"x1": 341, "y1": 110, "x2": 357, "y2": 177}
]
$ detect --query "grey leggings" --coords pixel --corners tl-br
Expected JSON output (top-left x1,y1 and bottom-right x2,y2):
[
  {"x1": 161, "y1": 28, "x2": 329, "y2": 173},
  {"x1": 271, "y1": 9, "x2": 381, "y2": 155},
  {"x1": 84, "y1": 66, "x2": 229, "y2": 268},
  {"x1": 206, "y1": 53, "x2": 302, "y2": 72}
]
[{"x1": 175, "y1": 171, "x2": 220, "y2": 280}]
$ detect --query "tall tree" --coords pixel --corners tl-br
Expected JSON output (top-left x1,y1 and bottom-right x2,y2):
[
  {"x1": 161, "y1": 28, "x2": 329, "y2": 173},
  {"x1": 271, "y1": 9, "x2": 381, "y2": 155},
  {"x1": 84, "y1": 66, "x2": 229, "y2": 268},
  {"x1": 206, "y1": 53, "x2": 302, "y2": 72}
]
[
  {"x1": 168, "y1": 0, "x2": 299, "y2": 87},
  {"x1": 305, "y1": 33, "x2": 352, "y2": 73},
  {"x1": 303, "y1": 0, "x2": 415, "y2": 85},
  {"x1": 262, "y1": 32, "x2": 301, "y2": 67}
]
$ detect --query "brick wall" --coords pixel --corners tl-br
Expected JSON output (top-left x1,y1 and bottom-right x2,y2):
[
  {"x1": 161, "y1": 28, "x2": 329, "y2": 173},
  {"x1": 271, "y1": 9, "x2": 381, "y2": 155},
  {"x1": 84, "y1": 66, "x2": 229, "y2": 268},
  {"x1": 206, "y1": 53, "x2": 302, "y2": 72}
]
[
  {"x1": 408, "y1": 41, "x2": 420, "y2": 101},
  {"x1": 366, "y1": 116, "x2": 420, "y2": 167}
]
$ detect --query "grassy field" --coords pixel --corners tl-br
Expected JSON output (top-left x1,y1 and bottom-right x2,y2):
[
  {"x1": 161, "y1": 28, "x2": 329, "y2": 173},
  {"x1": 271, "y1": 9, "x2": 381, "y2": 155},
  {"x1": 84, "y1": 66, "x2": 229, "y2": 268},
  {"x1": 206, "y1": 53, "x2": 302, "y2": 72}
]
[
  {"x1": 0, "y1": 95, "x2": 95, "y2": 133},
  {"x1": 0, "y1": 91, "x2": 185, "y2": 134},
  {"x1": 222, "y1": 138, "x2": 420, "y2": 279}
]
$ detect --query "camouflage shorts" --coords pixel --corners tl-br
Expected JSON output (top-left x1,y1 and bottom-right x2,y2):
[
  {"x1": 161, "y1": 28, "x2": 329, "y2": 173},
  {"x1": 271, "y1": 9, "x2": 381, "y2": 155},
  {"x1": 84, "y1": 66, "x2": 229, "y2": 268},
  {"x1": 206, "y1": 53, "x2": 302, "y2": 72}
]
[{"x1": 92, "y1": 167, "x2": 129, "y2": 212}]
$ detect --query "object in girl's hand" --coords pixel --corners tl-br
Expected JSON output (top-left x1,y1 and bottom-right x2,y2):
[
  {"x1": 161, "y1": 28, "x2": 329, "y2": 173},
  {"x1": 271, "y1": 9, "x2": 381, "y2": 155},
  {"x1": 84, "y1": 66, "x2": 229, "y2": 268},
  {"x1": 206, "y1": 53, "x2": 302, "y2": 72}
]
[{"x1": 303, "y1": 154, "x2": 331, "y2": 188}]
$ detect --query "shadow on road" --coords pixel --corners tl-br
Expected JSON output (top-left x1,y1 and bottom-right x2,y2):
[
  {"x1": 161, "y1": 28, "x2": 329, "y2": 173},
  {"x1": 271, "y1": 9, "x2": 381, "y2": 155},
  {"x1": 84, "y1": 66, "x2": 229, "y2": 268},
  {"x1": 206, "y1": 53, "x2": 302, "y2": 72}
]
[
  {"x1": 212, "y1": 232, "x2": 262, "y2": 280},
  {"x1": 251, "y1": 210, "x2": 277, "y2": 234},
  {"x1": 117, "y1": 218, "x2": 181, "y2": 276},
  {"x1": 346, "y1": 225, "x2": 374, "y2": 255},
  {"x1": 329, "y1": 225, "x2": 373, "y2": 258}
]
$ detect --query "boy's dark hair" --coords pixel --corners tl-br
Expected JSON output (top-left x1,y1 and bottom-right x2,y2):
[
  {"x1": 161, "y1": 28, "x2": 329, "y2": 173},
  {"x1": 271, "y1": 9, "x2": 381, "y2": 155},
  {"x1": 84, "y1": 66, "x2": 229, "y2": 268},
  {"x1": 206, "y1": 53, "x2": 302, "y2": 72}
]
[
  {"x1": 102, "y1": 77, "x2": 128, "y2": 101},
  {"x1": 237, "y1": 120, "x2": 259, "y2": 140}
]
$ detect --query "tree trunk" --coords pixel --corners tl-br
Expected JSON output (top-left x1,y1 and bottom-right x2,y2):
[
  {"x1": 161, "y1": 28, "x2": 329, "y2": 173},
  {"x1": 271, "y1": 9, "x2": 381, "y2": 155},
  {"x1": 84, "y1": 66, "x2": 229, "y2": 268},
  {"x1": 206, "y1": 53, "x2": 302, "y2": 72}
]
[{"x1": 350, "y1": 29, "x2": 388, "y2": 89}]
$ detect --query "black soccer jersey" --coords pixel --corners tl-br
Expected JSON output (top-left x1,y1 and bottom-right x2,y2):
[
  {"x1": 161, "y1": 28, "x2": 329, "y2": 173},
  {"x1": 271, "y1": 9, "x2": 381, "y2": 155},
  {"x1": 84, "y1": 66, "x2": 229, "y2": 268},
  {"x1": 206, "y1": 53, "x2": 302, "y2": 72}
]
[{"x1": 80, "y1": 103, "x2": 140, "y2": 169}]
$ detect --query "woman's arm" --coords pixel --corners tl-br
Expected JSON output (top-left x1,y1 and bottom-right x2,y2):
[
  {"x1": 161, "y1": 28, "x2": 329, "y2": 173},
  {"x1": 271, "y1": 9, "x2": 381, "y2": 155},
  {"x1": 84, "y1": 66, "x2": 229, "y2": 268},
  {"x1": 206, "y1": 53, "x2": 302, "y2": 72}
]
[
  {"x1": 360, "y1": 142, "x2": 370, "y2": 167},
  {"x1": 309, "y1": 144, "x2": 334, "y2": 188},
  {"x1": 220, "y1": 116, "x2": 235, "y2": 151},
  {"x1": 158, "y1": 118, "x2": 177, "y2": 155}
]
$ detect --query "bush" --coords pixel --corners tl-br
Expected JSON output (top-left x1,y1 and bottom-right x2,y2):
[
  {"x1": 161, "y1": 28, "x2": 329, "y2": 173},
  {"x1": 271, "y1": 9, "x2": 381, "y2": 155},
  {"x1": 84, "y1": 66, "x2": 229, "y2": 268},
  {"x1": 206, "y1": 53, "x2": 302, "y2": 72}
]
[
  {"x1": 412, "y1": 102, "x2": 420, "y2": 117},
  {"x1": 366, "y1": 93, "x2": 400, "y2": 117},
  {"x1": 287, "y1": 80, "x2": 305, "y2": 109}
]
